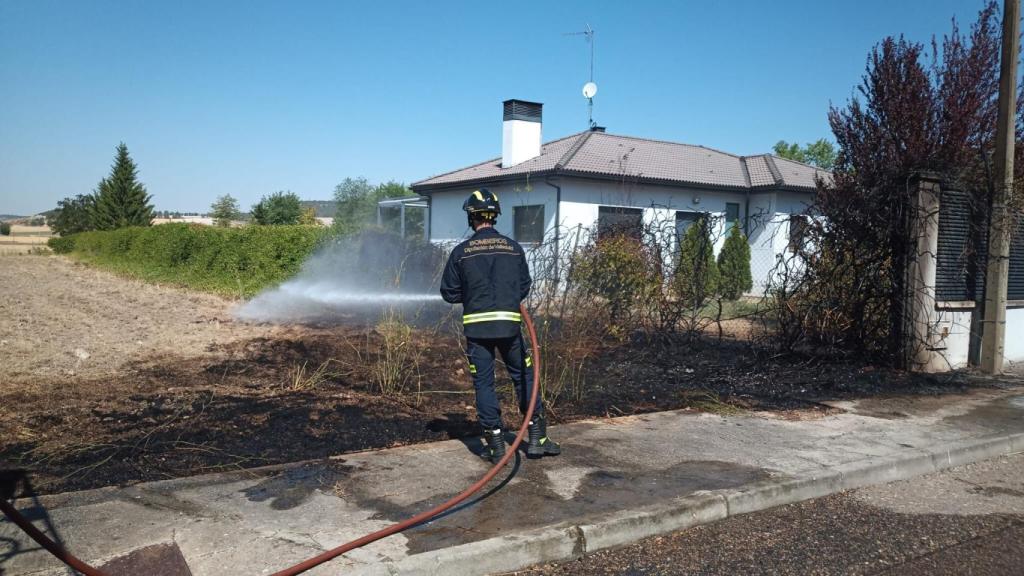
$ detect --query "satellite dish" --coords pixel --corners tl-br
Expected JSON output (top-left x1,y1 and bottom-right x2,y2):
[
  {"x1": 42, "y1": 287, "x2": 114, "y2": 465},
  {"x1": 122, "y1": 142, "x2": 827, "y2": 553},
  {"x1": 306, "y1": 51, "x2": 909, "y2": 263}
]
[{"x1": 582, "y1": 82, "x2": 598, "y2": 99}]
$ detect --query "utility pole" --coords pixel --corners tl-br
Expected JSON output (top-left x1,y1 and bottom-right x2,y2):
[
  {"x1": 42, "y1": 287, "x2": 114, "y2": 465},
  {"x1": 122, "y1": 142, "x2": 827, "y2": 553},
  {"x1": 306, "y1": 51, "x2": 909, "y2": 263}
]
[{"x1": 981, "y1": 0, "x2": 1020, "y2": 373}]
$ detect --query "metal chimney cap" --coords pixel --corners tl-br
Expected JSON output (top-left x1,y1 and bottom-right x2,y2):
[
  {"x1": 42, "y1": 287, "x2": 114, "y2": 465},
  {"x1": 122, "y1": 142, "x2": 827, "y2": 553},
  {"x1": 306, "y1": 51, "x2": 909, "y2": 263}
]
[{"x1": 503, "y1": 99, "x2": 543, "y2": 123}]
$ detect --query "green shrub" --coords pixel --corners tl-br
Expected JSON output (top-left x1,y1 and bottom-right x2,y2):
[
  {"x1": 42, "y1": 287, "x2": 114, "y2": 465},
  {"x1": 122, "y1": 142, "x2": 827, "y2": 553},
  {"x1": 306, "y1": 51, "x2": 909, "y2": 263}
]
[
  {"x1": 48, "y1": 236, "x2": 76, "y2": 253},
  {"x1": 717, "y1": 225, "x2": 753, "y2": 300},
  {"x1": 673, "y1": 219, "x2": 719, "y2": 305},
  {"x1": 0, "y1": 222, "x2": 10, "y2": 236},
  {"x1": 251, "y1": 191, "x2": 302, "y2": 225},
  {"x1": 62, "y1": 223, "x2": 329, "y2": 296},
  {"x1": 569, "y1": 234, "x2": 661, "y2": 331}
]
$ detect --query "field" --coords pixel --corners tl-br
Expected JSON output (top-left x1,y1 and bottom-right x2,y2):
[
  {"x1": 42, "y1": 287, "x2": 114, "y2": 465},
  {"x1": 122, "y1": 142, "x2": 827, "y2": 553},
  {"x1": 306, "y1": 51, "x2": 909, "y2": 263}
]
[
  {"x1": 0, "y1": 224, "x2": 52, "y2": 255},
  {"x1": 0, "y1": 255, "x2": 976, "y2": 495}
]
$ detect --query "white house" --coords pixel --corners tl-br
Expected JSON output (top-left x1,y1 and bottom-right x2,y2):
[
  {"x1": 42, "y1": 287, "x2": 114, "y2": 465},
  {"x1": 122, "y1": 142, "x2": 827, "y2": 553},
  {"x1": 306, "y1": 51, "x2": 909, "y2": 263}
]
[{"x1": 409, "y1": 100, "x2": 830, "y2": 294}]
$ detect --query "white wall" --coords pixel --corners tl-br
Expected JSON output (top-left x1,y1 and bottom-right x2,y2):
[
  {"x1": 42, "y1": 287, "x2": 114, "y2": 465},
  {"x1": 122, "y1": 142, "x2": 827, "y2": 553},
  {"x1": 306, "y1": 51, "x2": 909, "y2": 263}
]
[
  {"x1": 426, "y1": 177, "x2": 815, "y2": 295},
  {"x1": 502, "y1": 120, "x2": 542, "y2": 168},
  {"x1": 918, "y1": 306, "x2": 1024, "y2": 371},
  {"x1": 929, "y1": 309, "x2": 973, "y2": 370},
  {"x1": 427, "y1": 180, "x2": 557, "y2": 246},
  {"x1": 1006, "y1": 308, "x2": 1024, "y2": 366},
  {"x1": 747, "y1": 193, "x2": 779, "y2": 294},
  {"x1": 557, "y1": 178, "x2": 750, "y2": 253}
]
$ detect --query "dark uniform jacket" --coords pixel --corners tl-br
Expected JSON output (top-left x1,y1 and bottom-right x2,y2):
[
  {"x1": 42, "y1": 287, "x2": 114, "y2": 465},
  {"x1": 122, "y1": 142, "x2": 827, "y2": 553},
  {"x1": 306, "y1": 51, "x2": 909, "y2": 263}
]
[{"x1": 440, "y1": 227, "x2": 532, "y2": 339}]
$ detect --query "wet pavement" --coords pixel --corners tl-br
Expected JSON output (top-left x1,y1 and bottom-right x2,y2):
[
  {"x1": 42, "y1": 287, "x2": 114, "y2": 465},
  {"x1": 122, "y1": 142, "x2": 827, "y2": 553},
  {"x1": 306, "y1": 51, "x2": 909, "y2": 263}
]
[
  {"x1": 2, "y1": 387, "x2": 1023, "y2": 575},
  {"x1": 513, "y1": 452, "x2": 1024, "y2": 576}
]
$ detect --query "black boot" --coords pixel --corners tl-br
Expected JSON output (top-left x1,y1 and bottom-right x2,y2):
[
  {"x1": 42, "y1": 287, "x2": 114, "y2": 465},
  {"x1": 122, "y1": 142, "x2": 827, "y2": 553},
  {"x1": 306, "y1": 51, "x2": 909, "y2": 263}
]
[
  {"x1": 482, "y1": 428, "x2": 507, "y2": 464},
  {"x1": 527, "y1": 414, "x2": 561, "y2": 458}
]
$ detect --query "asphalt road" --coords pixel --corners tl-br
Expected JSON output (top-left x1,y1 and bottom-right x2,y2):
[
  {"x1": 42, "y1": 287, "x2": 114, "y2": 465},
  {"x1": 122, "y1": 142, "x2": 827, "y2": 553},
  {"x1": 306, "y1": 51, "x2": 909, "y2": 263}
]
[{"x1": 509, "y1": 452, "x2": 1024, "y2": 576}]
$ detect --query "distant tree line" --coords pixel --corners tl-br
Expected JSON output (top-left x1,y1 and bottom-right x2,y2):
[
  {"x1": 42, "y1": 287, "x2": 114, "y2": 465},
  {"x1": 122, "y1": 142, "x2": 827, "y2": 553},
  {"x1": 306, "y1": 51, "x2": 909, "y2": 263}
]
[
  {"x1": 242, "y1": 178, "x2": 421, "y2": 234},
  {"x1": 332, "y1": 177, "x2": 421, "y2": 237},
  {"x1": 49, "y1": 142, "x2": 419, "y2": 238}
]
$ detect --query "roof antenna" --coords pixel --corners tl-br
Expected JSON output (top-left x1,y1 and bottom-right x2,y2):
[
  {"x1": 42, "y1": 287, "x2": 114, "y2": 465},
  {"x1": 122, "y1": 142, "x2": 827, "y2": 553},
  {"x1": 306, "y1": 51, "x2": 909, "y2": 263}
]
[{"x1": 564, "y1": 24, "x2": 597, "y2": 129}]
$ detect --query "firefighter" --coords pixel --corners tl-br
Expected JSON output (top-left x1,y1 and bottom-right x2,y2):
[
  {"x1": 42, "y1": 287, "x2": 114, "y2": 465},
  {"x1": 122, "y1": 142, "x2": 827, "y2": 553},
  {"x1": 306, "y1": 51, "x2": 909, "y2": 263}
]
[{"x1": 440, "y1": 189, "x2": 561, "y2": 463}]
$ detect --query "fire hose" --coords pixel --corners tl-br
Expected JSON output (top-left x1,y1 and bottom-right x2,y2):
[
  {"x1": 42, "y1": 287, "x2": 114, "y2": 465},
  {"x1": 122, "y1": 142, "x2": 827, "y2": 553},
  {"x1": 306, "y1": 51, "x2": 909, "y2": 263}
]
[{"x1": 0, "y1": 303, "x2": 542, "y2": 576}]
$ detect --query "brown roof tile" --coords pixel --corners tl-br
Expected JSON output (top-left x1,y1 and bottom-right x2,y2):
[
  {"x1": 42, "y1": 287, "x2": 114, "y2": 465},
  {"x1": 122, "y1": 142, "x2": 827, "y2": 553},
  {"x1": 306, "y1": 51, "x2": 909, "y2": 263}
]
[
  {"x1": 744, "y1": 155, "x2": 778, "y2": 187},
  {"x1": 771, "y1": 155, "x2": 831, "y2": 188},
  {"x1": 413, "y1": 131, "x2": 828, "y2": 191}
]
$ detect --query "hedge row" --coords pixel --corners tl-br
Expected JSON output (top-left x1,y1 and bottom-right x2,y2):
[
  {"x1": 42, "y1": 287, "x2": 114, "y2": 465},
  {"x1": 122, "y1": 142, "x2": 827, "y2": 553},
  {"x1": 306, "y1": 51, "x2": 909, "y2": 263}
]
[{"x1": 50, "y1": 224, "x2": 329, "y2": 297}]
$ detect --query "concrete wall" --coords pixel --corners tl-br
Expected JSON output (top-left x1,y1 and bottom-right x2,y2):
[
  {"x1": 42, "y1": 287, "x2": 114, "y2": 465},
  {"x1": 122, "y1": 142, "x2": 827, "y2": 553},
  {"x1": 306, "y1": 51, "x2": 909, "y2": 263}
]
[
  {"x1": 929, "y1": 308, "x2": 973, "y2": 370},
  {"x1": 425, "y1": 177, "x2": 815, "y2": 295},
  {"x1": 427, "y1": 180, "x2": 557, "y2": 246},
  {"x1": 557, "y1": 177, "x2": 751, "y2": 254},
  {"x1": 737, "y1": 190, "x2": 817, "y2": 294},
  {"x1": 1006, "y1": 308, "x2": 1024, "y2": 364},
  {"x1": 935, "y1": 306, "x2": 1024, "y2": 370},
  {"x1": 907, "y1": 176, "x2": 1024, "y2": 372}
]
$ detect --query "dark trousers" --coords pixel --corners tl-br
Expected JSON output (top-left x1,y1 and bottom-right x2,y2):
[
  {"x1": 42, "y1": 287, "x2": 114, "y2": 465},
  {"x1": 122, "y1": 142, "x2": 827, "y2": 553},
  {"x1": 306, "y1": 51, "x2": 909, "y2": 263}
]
[{"x1": 466, "y1": 333, "x2": 542, "y2": 430}]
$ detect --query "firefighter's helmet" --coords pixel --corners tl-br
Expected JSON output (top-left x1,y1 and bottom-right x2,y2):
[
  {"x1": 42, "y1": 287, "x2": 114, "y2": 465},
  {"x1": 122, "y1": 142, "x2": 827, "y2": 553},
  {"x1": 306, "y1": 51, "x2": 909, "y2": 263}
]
[{"x1": 463, "y1": 189, "x2": 501, "y2": 227}]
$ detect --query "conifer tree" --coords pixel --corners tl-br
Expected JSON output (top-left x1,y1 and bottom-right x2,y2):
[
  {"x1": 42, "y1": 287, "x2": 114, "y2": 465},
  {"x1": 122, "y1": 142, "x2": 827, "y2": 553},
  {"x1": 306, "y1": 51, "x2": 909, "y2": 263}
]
[
  {"x1": 673, "y1": 217, "x2": 719, "y2": 305},
  {"x1": 90, "y1": 143, "x2": 154, "y2": 230},
  {"x1": 717, "y1": 224, "x2": 753, "y2": 300}
]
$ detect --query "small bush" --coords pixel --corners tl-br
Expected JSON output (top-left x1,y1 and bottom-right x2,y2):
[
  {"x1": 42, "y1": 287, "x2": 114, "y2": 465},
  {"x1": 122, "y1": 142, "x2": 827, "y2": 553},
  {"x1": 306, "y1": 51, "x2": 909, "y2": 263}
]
[
  {"x1": 345, "y1": 310, "x2": 422, "y2": 398},
  {"x1": 0, "y1": 222, "x2": 10, "y2": 236},
  {"x1": 48, "y1": 236, "x2": 76, "y2": 253},
  {"x1": 569, "y1": 234, "x2": 661, "y2": 331}
]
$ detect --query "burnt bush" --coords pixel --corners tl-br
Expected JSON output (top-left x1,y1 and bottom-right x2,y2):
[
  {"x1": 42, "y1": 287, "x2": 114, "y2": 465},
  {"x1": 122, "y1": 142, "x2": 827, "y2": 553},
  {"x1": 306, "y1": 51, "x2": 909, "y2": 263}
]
[{"x1": 765, "y1": 2, "x2": 1023, "y2": 365}]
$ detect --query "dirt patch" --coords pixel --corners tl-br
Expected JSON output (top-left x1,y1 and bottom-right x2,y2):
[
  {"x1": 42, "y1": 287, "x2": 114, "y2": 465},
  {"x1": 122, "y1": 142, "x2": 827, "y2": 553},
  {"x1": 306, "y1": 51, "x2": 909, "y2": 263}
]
[
  {"x1": 0, "y1": 255, "x2": 276, "y2": 380},
  {"x1": 0, "y1": 256, "x2": 992, "y2": 495}
]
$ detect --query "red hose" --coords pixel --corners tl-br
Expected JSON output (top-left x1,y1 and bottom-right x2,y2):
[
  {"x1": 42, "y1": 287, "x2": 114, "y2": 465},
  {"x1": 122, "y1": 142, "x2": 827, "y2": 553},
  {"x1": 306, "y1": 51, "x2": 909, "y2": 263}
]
[
  {"x1": 0, "y1": 497, "x2": 108, "y2": 576},
  {"x1": 268, "y1": 303, "x2": 542, "y2": 575},
  {"x1": 0, "y1": 304, "x2": 543, "y2": 576}
]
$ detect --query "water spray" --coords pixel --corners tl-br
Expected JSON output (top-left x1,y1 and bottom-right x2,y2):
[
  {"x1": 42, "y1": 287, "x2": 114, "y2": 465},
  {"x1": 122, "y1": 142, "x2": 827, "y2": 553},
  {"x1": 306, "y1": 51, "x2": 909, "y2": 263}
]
[{"x1": 234, "y1": 231, "x2": 447, "y2": 325}]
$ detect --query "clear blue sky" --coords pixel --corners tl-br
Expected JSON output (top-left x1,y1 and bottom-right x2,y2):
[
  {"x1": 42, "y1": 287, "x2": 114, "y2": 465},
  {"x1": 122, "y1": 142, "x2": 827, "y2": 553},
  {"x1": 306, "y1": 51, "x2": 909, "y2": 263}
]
[{"x1": 0, "y1": 0, "x2": 985, "y2": 215}]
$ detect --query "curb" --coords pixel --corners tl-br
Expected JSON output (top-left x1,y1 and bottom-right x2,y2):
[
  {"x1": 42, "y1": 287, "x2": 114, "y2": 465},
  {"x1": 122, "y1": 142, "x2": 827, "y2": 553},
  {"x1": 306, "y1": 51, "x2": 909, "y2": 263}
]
[{"x1": 346, "y1": 431, "x2": 1024, "y2": 576}]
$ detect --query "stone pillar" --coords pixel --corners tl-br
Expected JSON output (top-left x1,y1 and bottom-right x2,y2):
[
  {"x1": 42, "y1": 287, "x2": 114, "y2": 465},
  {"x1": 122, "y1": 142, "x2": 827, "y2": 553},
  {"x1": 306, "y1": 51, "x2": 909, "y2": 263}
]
[{"x1": 904, "y1": 173, "x2": 944, "y2": 372}]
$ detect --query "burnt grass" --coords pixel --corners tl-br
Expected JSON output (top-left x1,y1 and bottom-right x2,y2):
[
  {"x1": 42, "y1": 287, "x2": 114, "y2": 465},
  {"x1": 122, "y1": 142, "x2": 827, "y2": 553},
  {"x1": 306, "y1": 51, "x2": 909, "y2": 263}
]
[{"x1": 0, "y1": 328, "x2": 984, "y2": 495}]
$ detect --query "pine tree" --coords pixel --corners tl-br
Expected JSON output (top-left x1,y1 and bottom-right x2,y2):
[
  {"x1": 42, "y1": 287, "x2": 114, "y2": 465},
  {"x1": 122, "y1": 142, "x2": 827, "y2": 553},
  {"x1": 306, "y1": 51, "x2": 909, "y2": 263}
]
[
  {"x1": 717, "y1": 224, "x2": 753, "y2": 300},
  {"x1": 673, "y1": 218, "x2": 719, "y2": 306},
  {"x1": 90, "y1": 143, "x2": 154, "y2": 230}
]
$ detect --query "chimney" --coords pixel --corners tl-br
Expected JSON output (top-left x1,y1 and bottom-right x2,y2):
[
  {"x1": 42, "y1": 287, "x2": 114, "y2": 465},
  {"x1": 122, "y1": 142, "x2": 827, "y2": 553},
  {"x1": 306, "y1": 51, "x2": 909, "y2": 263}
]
[{"x1": 502, "y1": 99, "x2": 543, "y2": 168}]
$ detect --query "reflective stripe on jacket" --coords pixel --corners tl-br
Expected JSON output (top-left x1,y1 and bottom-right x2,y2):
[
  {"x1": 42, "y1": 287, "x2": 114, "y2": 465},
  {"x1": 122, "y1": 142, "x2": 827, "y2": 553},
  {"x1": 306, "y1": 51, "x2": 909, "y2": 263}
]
[{"x1": 440, "y1": 227, "x2": 531, "y2": 339}]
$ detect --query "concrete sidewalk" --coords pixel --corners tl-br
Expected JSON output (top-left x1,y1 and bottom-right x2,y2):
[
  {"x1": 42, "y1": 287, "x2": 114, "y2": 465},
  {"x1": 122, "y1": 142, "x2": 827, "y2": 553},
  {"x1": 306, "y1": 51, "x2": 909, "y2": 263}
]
[{"x1": 3, "y1": 386, "x2": 1024, "y2": 576}]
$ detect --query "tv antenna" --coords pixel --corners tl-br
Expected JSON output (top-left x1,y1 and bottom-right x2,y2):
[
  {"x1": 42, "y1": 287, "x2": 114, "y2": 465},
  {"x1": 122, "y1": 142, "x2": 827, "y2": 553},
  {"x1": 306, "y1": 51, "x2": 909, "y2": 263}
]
[{"x1": 564, "y1": 24, "x2": 597, "y2": 128}]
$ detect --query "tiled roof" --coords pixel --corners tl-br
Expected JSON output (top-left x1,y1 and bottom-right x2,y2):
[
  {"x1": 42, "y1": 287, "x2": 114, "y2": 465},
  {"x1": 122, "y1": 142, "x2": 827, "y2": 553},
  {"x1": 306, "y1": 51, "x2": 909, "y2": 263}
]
[
  {"x1": 771, "y1": 155, "x2": 831, "y2": 189},
  {"x1": 411, "y1": 133, "x2": 586, "y2": 187},
  {"x1": 413, "y1": 130, "x2": 830, "y2": 191},
  {"x1": 743, "y1": 155, "x2": 778, "y2": 187}
]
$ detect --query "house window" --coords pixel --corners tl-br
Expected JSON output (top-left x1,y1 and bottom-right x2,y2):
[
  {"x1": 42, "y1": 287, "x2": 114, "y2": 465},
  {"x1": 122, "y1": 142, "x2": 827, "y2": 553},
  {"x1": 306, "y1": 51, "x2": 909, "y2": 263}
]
[
  {"x1": 789, "y1": 215, "x2": 809, "y2": 252},
  {"x1": 675, "y1": 211, "x2": 702, "y2": 243},
  {"x1": 514, "y1": 205, "x2": 545, "y2": 244},
  {"x1": 725, "y1": 203, "x2": 740, "y2": 231},
  {"x1": 598, "y1": 206, "x2": 643, "y2": 239}
]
